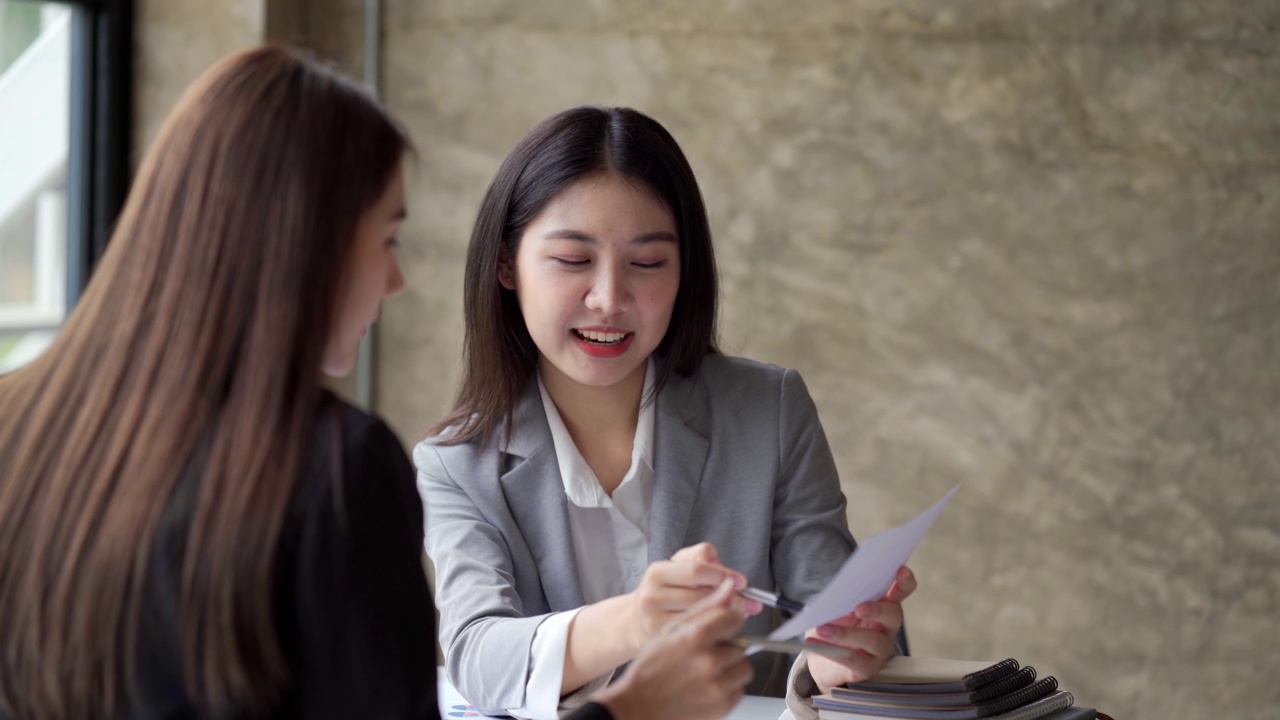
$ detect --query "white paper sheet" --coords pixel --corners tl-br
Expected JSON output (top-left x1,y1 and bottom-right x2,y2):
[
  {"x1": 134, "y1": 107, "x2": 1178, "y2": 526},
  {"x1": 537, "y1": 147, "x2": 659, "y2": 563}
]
[{"x1": 765, "y1": 485, "x2": 960, "y2": 643}]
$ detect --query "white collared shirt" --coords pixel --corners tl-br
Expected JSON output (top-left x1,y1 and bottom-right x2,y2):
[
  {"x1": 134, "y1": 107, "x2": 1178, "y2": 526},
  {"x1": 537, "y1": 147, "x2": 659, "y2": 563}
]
[{"x1": 505, "y1": 359, "x2": 657, "y2": 719}]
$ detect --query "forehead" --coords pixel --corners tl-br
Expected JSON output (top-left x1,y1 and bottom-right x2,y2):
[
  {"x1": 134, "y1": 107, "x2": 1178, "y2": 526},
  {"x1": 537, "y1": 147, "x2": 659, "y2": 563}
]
[
  {"x1": 535, "y1": 174, "x2": 674, "y2": 230},
  {"x1": 374, "y1": 165, "x2": 406, "y2": 209}
]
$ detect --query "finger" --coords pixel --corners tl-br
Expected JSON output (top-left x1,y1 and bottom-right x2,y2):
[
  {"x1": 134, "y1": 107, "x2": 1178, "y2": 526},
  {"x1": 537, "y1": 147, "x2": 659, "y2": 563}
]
[
  {"x1": 656, "y1": 589, "x2": 754, "y2": 618},
  {"x1": 719, "y1": 656, "x2": 755, "y2": 689},
  {"x1": 805, "y1": 639, "x2": 884, "y2": 681},
  {"x1": 853, "y1": 600, "x2": 904, "y2": 633},
  {"x1": 656, "y1": 559, "x2": 746, "y2": 590},
  {"x1": 656, "y1": 578, "x2": 731, "y2": 638},
  {"x1": 812, "y1": 624, "x2": 895, "y2": 660},
  {"x1": 671, "y1": 541, "x2": 720, "y2": 565},
  {"x1": 682, "y1": 605, "x2": 746, "y2": 645},
  {"x1": 883, "y1": 566, "x2": 917, "y2": 602},
  {"x1": 820, "y1": 611, "x2": 876, "y2": 630},
  {"x1": 649, "y1": 586, "x2": 733, "y2": 614},
  {"x1": 706, "y1": 643, "x2": 749, "y2": 671},
  {"x1": 680, "y1": 577, "x2": 737, "y2": 619}
]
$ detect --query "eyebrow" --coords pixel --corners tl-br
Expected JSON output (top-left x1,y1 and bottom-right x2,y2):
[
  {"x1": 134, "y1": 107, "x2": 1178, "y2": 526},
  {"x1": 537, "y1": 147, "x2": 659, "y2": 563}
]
[{"x1": 542, "y1": 229, "x2": 677, "y2": 245}]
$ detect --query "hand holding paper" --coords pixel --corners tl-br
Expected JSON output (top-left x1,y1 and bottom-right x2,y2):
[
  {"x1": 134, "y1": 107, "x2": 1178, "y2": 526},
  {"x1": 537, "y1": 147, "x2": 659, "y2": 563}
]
[
  {"x1": 768, "y1": 485, "x2": 959, "y2": 693},
  {"x1": 767, "y1": 485, "x2": 958, "y2": 642}
]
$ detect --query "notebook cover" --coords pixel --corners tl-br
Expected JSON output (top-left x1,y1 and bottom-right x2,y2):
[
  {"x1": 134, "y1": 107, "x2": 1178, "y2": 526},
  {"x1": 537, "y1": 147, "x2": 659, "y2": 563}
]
[
  {"x1": 814, "y1": 676, "x2": 1059, "y2": 720},
  {"x1": 832, "y1": 666, "x2": 1037, "y2": 707},
  {"x1": 851, "y1": 658, "x2": 1022, "y2": 693},
  {"x1": 817, "y1": 692, "x2": 1082, "y2": 720}
]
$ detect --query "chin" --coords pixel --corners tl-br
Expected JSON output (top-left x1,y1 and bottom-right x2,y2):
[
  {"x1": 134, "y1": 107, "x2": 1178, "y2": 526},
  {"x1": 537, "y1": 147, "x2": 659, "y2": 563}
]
[
  {"x1": 571, "y1": 358, "x2": 648, "y2": 388},
  {"x1": 321, "y1": 354, "x2": 357, "y2": 379},
  {"x1": 321, "y1": 365, "x2": 355, "y2": 379}
]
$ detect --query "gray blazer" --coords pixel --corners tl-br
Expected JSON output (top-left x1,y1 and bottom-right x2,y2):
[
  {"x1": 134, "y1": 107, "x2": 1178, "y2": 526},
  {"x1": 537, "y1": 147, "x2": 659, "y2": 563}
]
[{"x1": 415, "y1": 354, "x2": 856, "y2": 714}]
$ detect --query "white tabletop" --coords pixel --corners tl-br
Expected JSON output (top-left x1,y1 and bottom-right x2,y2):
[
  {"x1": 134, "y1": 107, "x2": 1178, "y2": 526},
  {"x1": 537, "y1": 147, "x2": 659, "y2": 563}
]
[
  {"x1": 439, "y1": 678, "x2": 788, "y2": 719},
  {"x1": 726, "y1": 693, "x2": 789, "y2": 720}
]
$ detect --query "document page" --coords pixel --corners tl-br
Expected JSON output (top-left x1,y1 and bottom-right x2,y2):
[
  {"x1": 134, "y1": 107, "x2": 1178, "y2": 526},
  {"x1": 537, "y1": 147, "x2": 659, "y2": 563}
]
[{"x1": 766, "y1": 485, "x2": 960, "y2": 643}]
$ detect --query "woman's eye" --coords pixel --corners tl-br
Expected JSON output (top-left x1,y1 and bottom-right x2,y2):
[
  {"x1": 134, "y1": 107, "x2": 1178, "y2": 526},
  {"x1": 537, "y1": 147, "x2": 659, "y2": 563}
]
[
  {"x1": 386, "y1": 237, "x2": 401, "y2": 249},
  {"x1": 633, "y1": 260, "x2": 668, "y2": 270},
  {"x1": 552, "y1": 257, "x2": 589, "y2": 267}
]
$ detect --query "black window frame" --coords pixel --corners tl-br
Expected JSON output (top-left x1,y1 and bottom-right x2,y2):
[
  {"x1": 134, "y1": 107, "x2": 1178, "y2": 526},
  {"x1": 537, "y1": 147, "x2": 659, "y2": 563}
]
[{"x1": 62, "y1": 0, "x2": 132, "y2": 307}]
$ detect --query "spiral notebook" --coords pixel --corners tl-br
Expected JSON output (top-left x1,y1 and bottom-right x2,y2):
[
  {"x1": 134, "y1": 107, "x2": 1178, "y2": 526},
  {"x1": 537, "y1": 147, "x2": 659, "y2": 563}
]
[
  {"x1": 813, "y1": 676, "x2": 1059, "y2": 719},
  {"x1": 851, "y1": 657, "x2": 1023, "y2": 693},
  {"x1": 833, "y1": 666, "x2": 1038, "y2": 707},
  {"x1": 817, "y1": 691, "x2": 1092, "y2": 720}
]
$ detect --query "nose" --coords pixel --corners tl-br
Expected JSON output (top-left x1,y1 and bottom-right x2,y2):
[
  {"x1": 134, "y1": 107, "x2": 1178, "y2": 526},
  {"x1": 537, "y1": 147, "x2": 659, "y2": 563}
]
[
  {"x1": 385, "y1": 257, "x2": 406, "y2": 299},
  {"x1": 584, "y1": 262, "x2": 629, "y2": 315}
]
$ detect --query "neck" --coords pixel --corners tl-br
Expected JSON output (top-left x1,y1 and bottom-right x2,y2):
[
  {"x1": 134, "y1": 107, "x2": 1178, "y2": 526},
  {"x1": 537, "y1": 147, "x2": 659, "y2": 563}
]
[{"x1": 540, "y1": 359, "x2": 647, "y2": 442}]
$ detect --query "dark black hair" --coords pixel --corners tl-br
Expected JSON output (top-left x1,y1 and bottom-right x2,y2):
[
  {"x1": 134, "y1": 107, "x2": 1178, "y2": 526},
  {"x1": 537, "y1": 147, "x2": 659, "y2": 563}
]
[{"x1": 432, "y1": 105, "x2": 719, "y2": 444}]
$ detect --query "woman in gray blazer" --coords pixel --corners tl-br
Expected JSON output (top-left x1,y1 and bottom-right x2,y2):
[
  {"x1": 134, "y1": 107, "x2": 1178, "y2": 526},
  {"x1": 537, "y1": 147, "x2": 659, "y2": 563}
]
[{"x1": 417, "y1": 106, "x2": 916, "y2": 719}]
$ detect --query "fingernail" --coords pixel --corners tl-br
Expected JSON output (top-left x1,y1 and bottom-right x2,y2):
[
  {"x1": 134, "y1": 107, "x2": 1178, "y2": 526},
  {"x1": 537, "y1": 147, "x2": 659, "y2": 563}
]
[
  {"x1": 817, "y1": 625, "x2": 835, "y2": 638},
  {"x1": 747, "y1": 600, "x2": 763, "y2": 615},
  {"x1": 733, "y1": 575, "x2": 747, "y2": 590}
]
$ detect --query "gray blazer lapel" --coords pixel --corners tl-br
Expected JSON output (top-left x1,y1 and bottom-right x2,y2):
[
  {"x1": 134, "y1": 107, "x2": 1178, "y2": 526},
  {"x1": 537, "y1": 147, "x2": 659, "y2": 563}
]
[
  {"x1": 499, "y1": 380, "x2": 586, "y2": 610},
  {"x1": 649, "y1": 370, "x2": 711, "y2": 562}
]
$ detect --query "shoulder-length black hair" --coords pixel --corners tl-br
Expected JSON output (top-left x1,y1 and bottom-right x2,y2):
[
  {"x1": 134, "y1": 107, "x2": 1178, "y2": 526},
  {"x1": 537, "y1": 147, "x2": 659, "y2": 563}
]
[{"x1": 431, "y1": 105, "x2": 719, "y2": 445}]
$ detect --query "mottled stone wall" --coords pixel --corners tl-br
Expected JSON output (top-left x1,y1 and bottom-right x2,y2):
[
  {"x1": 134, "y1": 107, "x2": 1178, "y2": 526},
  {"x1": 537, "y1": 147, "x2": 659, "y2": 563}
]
[
  {"x1": 375, "y1": 3, "x2": 1280, "y2": 719},
  {"x1": 133, "y1": 0, "x2": 263, "y2": 165}
]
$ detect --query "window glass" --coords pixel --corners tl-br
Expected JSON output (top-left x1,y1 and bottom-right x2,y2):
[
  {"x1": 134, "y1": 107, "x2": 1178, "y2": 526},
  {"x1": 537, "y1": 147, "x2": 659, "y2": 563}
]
[{"x1": 0, "y1": 1, "x2": 72, "y2": 372}]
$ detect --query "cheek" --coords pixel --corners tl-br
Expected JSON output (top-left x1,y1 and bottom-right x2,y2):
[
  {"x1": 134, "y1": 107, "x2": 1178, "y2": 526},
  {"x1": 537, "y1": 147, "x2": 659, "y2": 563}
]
[
  {"x1": 520, "y1": 271, "x2": 579, "y2": 314},
  {"x1": 515, "y1": 276, "x2": 563, "y2": 331},
  {"x1": 639, "y1": 276, "x2": 680, "y2": 323}
]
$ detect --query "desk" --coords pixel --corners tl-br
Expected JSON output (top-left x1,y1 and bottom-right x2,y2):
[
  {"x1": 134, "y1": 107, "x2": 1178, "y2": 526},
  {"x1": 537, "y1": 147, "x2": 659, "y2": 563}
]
[
  {"x1": 727, "y1": 694, "x2": 789, "y2": 720},
  {"x1": 439, "y1": 678, "x2": 789, "y2": 719}
]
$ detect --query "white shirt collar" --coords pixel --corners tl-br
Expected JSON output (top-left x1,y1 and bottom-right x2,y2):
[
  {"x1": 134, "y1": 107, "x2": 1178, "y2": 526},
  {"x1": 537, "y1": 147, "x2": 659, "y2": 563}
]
[{"x1": 537, "y1": 357, "x2": 656, "y2": 510}]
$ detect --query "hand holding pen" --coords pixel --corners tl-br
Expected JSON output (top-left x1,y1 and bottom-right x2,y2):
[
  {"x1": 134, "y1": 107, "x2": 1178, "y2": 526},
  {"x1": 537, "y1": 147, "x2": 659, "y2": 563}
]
[
  {"x1": 625, "y1": 542, "x2": 763, "y2": 651},
  {"x1": 655, "y1": 543, "x2": 858, "y2": 659}
]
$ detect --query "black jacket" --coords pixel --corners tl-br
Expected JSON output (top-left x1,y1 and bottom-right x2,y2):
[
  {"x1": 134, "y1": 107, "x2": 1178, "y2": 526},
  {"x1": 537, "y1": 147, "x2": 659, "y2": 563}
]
[{"x1": 3, "y1": 394, "x2": 615, "y2": 720}]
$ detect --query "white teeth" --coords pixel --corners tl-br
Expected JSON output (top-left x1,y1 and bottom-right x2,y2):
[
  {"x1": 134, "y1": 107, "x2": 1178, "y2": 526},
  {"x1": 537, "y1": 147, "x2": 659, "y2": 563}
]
[{"x1": 577, "y1": 329, "x2": 626, "y2": 344}]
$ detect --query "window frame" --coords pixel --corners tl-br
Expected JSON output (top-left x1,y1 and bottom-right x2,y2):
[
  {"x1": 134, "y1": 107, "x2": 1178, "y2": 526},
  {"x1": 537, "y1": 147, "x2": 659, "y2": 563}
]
[{"x1": 65, "y1": 0, "x2": 133, "y2": 306}]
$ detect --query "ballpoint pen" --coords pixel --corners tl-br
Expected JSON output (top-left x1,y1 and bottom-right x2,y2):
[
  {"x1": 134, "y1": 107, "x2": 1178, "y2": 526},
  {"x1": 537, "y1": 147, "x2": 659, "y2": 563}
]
[{"x1": 738, "y1": 586, "x2": 805, "y2": 617}]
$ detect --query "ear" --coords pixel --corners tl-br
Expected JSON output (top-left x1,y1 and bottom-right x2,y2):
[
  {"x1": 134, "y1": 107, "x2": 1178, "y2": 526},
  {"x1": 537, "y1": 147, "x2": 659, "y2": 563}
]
[{"x1": 497, "y1": 253, "x2": 517, "y2": 290}]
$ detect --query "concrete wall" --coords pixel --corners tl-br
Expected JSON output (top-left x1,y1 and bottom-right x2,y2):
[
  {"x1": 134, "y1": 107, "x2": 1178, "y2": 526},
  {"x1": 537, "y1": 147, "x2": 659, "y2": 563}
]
[
  {"x1": 131, "y1": 2, "x2": 1280, "y2": 718},
  {"x1": 374, "y1": 3, "x2": 1280, "y2": 720},
  {"x1": 133, "y1": 0, "x2": 263, "y2": 164}
]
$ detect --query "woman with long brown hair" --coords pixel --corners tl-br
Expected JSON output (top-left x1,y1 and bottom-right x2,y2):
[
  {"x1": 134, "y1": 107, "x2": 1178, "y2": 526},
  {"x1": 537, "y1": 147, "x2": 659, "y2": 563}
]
[{"x1": 0, "y1": 47, "x2": 751, "y2": 720}]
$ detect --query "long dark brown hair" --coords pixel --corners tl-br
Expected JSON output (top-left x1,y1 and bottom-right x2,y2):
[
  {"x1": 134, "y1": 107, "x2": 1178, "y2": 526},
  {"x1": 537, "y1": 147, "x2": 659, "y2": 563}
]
[
  {"x1": 0, "y1": 46, "x2": 409, "y2": 718},
  {"x1": 430, "y1": 105, "x2": 719, "y2": 446}
]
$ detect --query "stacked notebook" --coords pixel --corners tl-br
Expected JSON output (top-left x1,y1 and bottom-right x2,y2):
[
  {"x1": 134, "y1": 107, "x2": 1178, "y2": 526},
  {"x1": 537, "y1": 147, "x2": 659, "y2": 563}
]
[{"x1": 813, "y1": 657, "x2": 1095, "y2": 720}]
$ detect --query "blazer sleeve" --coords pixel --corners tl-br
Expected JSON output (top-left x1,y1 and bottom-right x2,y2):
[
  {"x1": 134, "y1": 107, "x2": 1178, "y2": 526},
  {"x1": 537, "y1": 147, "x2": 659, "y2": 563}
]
[
  {"x1": 415, "y1": 442, "x2": 556, "y2": 715},
  {"x1": 290, "y1": 414, "x2": 440, "y2": 719},
  {"x1": 770, "y1": 368, "x2": 858, "y2": 602}
]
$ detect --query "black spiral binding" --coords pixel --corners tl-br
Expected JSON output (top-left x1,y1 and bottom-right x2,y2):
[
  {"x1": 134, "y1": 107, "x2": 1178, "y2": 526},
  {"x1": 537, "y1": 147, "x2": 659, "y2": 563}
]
[{"x1": 978, "y1": 676, "x2": 1060, "y2": 717}]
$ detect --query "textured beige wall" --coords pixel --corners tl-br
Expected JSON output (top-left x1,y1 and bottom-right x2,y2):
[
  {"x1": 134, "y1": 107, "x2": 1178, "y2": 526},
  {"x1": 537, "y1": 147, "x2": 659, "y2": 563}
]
[
  {"x1": 133, "y1": 0, "x2": 263, "y2": 164},
  {"x1": 375, "y1": 2, "x2": 1280, "y2": 719}
]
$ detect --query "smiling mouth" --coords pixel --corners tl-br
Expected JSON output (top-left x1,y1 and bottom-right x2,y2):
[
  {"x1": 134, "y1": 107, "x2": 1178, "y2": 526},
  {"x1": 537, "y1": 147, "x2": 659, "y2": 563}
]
[{"x1": 572, "y1": 329, "x2": 630, "y2": 346}]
